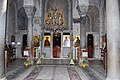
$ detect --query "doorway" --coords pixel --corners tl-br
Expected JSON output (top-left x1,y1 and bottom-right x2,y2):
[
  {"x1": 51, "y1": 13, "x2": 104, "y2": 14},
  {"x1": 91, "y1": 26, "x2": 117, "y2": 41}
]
[
  {"x1": 53, "y1": 32, "x2": 61, "y2": 58},
  {"x1": 87, "y1": 34, "x2": 94, "y2": 58},
  {"x1": 22, "y1": 34, "x2": 27, "y2": 57}
]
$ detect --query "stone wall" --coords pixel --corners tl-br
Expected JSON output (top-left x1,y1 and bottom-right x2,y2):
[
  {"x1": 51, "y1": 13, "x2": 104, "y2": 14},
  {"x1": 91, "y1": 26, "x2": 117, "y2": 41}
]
[{"x1": 6, "y1": 0, "x2": 17, "y2": 44}]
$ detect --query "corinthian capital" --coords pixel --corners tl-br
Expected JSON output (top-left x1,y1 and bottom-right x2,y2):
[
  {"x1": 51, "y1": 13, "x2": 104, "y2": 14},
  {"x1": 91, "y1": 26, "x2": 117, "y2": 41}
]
[
  {"x1": 24, "y1": 5, "x2": 36, "y2": 18},
  {"x1": 76, "y1": 0, "x2": 89, "y2": 17}
]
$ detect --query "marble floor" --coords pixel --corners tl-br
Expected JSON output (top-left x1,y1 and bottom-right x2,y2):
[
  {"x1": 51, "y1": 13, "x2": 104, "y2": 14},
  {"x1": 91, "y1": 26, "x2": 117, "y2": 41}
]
[{"x1": 5, "y1": 58, "x2": 106, "y2": 80}]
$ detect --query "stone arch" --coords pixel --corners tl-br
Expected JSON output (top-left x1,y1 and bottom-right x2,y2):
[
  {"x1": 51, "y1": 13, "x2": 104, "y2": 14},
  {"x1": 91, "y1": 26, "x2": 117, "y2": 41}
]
[
  {"x1": 17, "y1": 7, "x2": 28, "y2": 30},
  {"x1": 87, "y1": 5, "x2": 99, "y2": 32}
]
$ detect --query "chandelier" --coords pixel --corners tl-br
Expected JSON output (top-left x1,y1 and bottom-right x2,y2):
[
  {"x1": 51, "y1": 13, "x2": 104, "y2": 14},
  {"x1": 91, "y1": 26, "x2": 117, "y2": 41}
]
[{"x1": 44, "y1": 7, "x2": 66, "y2": 31}]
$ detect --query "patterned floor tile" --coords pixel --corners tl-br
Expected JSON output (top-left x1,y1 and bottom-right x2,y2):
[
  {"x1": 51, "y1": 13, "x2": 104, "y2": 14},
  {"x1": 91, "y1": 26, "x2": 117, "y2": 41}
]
[
  {"x1": 67, "y1": 67, "x2": 81, "y2": 80},
  {"x1": 24, "y1": 66, "x2": 43, "y2": 80}
]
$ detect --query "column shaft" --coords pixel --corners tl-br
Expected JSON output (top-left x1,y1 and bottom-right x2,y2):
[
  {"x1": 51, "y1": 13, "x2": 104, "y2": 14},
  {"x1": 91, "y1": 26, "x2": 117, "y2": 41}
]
[
  {"x1": 80, "y1": 24, "x2": 86, "y2": 49},
  {"x1": 27, "y1": 18, "x2": 33, "y2": 48},
  {"x1": 99, "y1": 0, "x2": 104, "y2": 48},
  {"x1": 106, "y1": 0, "x2": 120, "y2": 79},
  {"x1": 27, "y1": 17, "x2": 33, "y2": 62},
  {"x1": 0, "y1": 0, "x2": 7, "y2": 78}
]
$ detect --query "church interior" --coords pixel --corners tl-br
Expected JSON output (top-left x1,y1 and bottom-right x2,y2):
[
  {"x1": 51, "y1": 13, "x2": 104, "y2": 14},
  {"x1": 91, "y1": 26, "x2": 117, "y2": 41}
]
[{"x1": 0, "y1": 0, "x2": 120, "y2": 80}]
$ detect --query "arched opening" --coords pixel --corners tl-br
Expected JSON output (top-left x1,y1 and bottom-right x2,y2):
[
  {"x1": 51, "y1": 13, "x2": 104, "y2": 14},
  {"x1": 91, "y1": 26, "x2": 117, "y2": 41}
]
[
  {"x1": 17, "y1": 7, "x2": 28, "y2": 30},
  {"x1": 87, "y1": 34, "x2": 94, "y2": 58}
]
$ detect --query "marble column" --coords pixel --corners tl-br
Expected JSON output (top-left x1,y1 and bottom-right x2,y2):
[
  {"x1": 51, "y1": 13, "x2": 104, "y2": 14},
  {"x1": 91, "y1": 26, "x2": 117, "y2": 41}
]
[
  {"x1": 24, "y1": 6, "x2": 36, "y2": 47},
  {"x1": 70, "y1": 31, "x2": 73, "y2": 49},
  {"x1": 106, "y1": 0, "x2": 120, "y2": 80},
  {"x1": 61, "y1": 32, "x2": 63, "y2": 58},
  {"x1": 24, "y1": 6, "x2": 35, "y2": 63},
  {"x1": 99, "y1": 0, "x2": 104, "y2": 48},
  {"x1": 51, "y1": 32, "x2": 53, "y2": 58},
  {"x1": 80, "y1": 23, "x2": 86, "y2": 49},
  {"x1": 0, "y1": 0, "x2": 7, "y2": 79},
  {"x1": 27, "y1": 17, "x2": 33, "y2": 49}
]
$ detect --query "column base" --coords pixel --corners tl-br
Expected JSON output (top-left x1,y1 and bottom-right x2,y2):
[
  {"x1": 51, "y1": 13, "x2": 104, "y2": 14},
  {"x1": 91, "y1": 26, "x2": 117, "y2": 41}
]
[
  {"x1": 106, "y1": 78, "x2": 110, "y2": 80},
  {"x1": 0, "y1": 77, "x2": 7, "y2": 80},
  {"x1": 106, "y1": 77, "x2": 119, "y2": 80}
]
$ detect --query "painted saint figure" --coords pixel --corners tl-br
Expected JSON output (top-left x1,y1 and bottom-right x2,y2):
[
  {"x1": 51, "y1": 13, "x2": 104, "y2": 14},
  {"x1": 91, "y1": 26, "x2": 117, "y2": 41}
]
[
  {"x1": 44, "y1": 37, "x2": 50, "y2": 47},
  {"x1": 63, "y1": 36, "x2": 70, "y2": 47},
  {"x1": 74, "y1": 37, "x2": 80, "y2": 47}
]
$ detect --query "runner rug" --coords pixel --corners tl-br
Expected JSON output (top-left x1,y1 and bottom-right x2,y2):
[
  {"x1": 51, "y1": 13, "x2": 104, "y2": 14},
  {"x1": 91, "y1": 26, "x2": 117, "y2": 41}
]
[
  {"x1": 67, "y1": 67, "x2": 82, "y2": 80},
  {"x1": 24, "y1": 65, "x2": 81, "y2": 80},
  {"x1": 24, "y1": 66, "x2": 43, "y2": 80}
]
